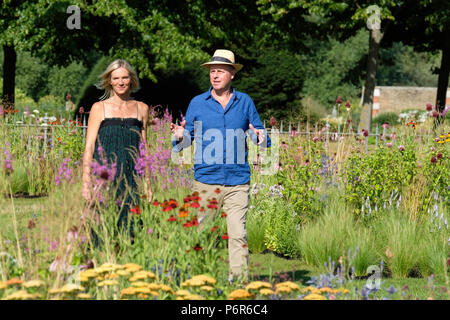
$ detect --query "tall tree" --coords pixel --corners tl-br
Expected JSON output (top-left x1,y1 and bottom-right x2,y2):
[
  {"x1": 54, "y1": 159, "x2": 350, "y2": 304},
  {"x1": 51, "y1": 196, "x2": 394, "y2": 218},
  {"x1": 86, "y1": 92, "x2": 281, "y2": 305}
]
[
  {"x1": 0, "y1": 0, "x2": 28, "y2": 108},
  {"x1": 383, "y1": 0, "x2": 450, "y2": 123},
  {"x1": 257, "y1": 0, "x2": 408, "y2": 131}
]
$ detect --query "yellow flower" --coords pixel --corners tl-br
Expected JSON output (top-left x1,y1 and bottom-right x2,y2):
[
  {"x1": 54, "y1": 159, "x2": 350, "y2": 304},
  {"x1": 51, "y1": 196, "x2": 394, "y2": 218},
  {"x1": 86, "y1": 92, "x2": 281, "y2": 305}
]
[
  {"x1": 175, "y1": 289, "x2": 191, "y2": 296},
  {"x1": 319, "y1": 287, "x2": 333, "y2": 294},
  {"x1": 116, "y1": 269, "x2": 131, "y2": 277},
  {"x1": 131, "y1": 281, "x2": 150, "y2": 288},
  {"x1": 200, "y1": 285, "x2": 214, "y2": 292},
  {"x1": 130, "y1": 270, "x2": 156, "y2": 281},
  {"x1": 275, "y1": 286, "x2": 292, "y2": 295},
  {"x1": 120, "y1": 287, "x2": 137, "y2": 296},
  {"x1": 137, "y1": 294, "x2": 148, "y2": 299},
  {"x1": 77, "y1": 293, "x2": 92, "y2": 299},
  {"x1": 97, "y1": 280, "x2": 119, "y2": 287},
  {"x1": 103, "y1": 273, "x2": 119, "y2": 280},
  {"x1": 135, "y1": 287, "x2": 152, "y2": 294},
  {"x1": 276, "y1": 281, "x2": 299, "y2": 291},
  {"x1": 301, "y1": 286, "x2": 321, "y2": 294},
  {"x1": 4, "y1": 290, "x2": 36, "y2": 300},
  {"x1": 79, "y1": 269, "x2": 98, "y2": 278},
  {"x1": 176, "y1": 296, "x2": 185, "y2": 300},
  {"x1": 60, "y1": 284, "x2": 85, "y2": 293},
  {"x1": 228, "y1": 289, "x2": 252, "y2": 300},
  {"x1": 304, "y1": 293, "x2": 326, "y2": 300},
  {"x1": 437, "y1": 140, "x2": 445, "y2": 144},
  {"x1": 147, "y1": 283, "x2": 161, "y2": 290},
  {"x1": 246, "y1": 281, "x2": 272, "y2": 291},
  {"x1": 149, "y1": 291, "x2": 159, "y2": 297},
  {"x1": 76, "y1": 275, "x2": 90, "y2": 283},
  {"x1": 445, "y1": 138, "x2": 450, "y2": 142},
  {"x1": 23, "y1": 280, "x2": 46, "y2": 288},
  {"x1": 191, "y1": 275, "x2": 217, "y2": 285},
  {"x1": 440, "y1": 135, "x2": 445, "y2": 139},
  {"x1": 159, "y1": 285, "x2": 174, "y2": 294},
  {"x1": 184, "y1": 294, "x2": 204, "y2": 300},
  {"x1": 259, "y1": 288, "x2": 275, "y2": 296},
  {"x1": 181, "y1": 278, "x2": 205, "y2": 287},
  {"x1": 123, "y1": 263, "x2": 143, "y2": 273}
]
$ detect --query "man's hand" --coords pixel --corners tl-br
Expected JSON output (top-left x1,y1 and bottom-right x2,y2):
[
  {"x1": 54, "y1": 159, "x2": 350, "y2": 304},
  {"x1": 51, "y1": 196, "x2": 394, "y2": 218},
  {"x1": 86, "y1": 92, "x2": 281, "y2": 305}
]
[
  {"x1": 170, "y1": 120, "x2": 186, "y2": 141},
  {"x1": 249, "y1": 123, "x2": 266, "y2": 145}
]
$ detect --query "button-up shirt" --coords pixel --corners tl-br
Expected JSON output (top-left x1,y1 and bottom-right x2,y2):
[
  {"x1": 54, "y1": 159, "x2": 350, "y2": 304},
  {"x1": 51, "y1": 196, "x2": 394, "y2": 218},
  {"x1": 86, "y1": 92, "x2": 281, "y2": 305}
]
[{"x1": 173, "y1": 87, "x2": 271, "y2": 185}]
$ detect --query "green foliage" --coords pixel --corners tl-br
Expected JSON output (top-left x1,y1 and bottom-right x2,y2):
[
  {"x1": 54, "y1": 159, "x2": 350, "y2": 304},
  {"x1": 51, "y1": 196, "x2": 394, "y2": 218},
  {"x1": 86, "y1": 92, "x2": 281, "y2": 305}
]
[
  {"x1": 372, "y1": 112, "x2": 399, "y2": 128},
  {"x1": 14, "y1": 51, "x2": 50, "y2": 101},
  {"x1": 234, "y1": 48, "x2": 304, "y2": 120},
  {"x1": 249, "y1": 193, "x2": 299, "y2": 258},
  {"x1": 37, "y1": 95, "x2": 64, "y2": 114},
  {"x1": 47, "y1": 60, "x2": 87, "y2": 102},
  {"x1": 276, "y1": 140, "x2": 325, "y2": 223},
  {"x1": 377, "y1": 43, "x2": 441, "y2": 87},
  {"x1": 300, "y1": 29, "x2": 368, "y2": 109},
  {"x1": 342, "y1": 143, "x2": 417, "y2": 219}
]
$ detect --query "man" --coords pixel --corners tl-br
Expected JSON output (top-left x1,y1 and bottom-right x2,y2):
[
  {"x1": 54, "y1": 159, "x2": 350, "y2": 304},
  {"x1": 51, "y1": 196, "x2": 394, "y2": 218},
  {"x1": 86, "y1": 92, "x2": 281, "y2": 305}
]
[{"x1": 171, "y1": 49, "x2": 270, "y2": 283}]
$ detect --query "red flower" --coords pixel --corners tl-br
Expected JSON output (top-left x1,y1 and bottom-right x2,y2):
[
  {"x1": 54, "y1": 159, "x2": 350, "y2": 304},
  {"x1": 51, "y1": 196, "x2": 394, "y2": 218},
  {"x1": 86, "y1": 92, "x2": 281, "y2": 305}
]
[
  {"x1": 191, "y1": 217, "x2": 199, "y2": 226},
  {"x1": 167, "y1": 215, "x2": 177, "y2": 222},
  {"x1": 426, "y1": 103, "x2": 433, "y2": 111},
  {"x1": 269, "y1": 116, "x2": 277, "y2": 127},
  {"x1": 130, "y1": 206, "x2": 141, "y2": 215},
  {"x1": 222, "y1": 233, "x2": 229, "y2": 240},
  {"x1": 183, "y1": 222, "x2": 193, "y2": 228},
  {"x1": 183, "y1": 196, "x2": 192, "y2": 203},
  {"x1": 211, "y1": 226, "x2": 219, "y2": 232},
  {"x1": 437, "y1": 152, "x2": 443, "y2": 160},
  {"x1": 207, "y1": 204, "x2": 218, "y2": 209},
  {"x1": 193, "y1": 244, "x2": 203, "y2": 251},
  {"x1": 345, "y1": 101, "x2": 351, "y2": 108},
  {"x1": 214, "y1": 188, "x2": 221, "y2": 194},
  {"x1": 336, "y1": 96, "x2": 343, "y2": 104},
  {"x1": 152, "y1": 200, "x2": 160, "y2": 206},
  {"x1": 27, "y1": 219, "x2": 36, "y2": 229},
  {"x1": 199, "y1": 207, "x2": 205, "y2": 212},
  {"x1": 190, "y1": 201, "x2": 200, "y2": 208},
  {"x1": 362, "y1": 130, "x2": 369, "y2": 137},
  {"x1": 162, "y1": 206, "x2": 173, "y2": 212},
  {"x1": 221, "y1": 212, "x2": 227, "y2": 218},
  {"x1": 431, "y1": 156, "x2": 437, "y2": 164}
]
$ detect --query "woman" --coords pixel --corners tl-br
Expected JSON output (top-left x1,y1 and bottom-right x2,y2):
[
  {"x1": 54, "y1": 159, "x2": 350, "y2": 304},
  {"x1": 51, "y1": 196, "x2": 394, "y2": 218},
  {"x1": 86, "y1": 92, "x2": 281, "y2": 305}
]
[{"x1": 82, "y1": 59, "x2": 152, "y2": 241}]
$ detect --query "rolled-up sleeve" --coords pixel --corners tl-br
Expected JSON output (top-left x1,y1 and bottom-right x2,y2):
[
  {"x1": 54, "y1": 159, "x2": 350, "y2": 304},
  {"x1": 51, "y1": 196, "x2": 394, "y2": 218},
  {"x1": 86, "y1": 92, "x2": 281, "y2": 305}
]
[{"x1": 172, "y1": 101, "x2": 196, "y2": 153}]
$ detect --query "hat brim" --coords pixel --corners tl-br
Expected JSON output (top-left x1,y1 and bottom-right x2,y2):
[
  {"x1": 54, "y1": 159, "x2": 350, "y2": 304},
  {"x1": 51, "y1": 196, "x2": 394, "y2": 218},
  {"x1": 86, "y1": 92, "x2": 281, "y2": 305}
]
[{"x1": 201, "y1": 61, "x2": 243, "y2": 72}]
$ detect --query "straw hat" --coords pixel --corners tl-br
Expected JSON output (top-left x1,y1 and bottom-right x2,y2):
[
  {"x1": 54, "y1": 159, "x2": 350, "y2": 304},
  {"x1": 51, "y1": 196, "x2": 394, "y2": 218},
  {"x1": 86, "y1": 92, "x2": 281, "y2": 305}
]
[{"x1": 201, "y1": 49, "x2": 243, "y2": 72}]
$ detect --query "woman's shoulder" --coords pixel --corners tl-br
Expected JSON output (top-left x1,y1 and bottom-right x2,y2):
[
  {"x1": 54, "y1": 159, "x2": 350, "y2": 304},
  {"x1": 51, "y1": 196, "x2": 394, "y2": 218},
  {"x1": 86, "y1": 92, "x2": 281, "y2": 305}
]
[{"x1": 136, "y1": 100, "x2": 149, "y2": 111}]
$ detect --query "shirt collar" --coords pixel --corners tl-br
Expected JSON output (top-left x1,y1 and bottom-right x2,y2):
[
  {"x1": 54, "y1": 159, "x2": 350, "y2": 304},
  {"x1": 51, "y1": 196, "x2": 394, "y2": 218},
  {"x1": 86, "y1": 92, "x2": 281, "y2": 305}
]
[{"x1": 205, "y1": 87, "x2": 239, "y2": 101}]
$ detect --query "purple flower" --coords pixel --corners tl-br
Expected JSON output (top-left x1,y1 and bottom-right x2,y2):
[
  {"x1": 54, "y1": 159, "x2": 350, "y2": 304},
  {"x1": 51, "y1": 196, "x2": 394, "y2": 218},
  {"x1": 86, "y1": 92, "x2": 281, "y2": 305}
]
[
  {"x1": 382, "y1": 122, "x2": 389, "y2": 129},
  {"x1": 147, "y1": 228, "x2": 153, "y2": 235}
]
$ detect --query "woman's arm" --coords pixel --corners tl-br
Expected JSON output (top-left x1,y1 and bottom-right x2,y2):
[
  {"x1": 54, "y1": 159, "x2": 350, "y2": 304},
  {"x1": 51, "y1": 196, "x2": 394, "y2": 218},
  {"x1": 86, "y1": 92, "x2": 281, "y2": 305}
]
[{"x1": 81, "y1": 102, "x2": 103, "y2": 201}]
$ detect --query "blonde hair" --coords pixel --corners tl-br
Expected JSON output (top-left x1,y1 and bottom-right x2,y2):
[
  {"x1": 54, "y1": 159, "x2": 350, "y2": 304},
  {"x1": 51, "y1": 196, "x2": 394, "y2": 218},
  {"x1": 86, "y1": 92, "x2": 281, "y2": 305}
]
[{"x1": 96, "y1": 59, "x2": 140, "y2": 100}]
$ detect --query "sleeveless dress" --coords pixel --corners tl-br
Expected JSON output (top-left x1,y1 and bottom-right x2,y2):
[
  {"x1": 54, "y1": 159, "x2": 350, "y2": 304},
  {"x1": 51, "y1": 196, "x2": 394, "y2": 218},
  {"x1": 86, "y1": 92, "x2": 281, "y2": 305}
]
[{"x1": 92, "y1": 102, "x2": 143, "y2": 239}]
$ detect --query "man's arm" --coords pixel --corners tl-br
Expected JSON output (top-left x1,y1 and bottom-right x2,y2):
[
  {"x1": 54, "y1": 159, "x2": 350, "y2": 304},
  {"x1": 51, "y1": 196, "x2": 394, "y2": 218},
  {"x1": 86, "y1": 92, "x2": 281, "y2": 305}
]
[
  {"x1": 248, "y1": 99, "x2": 271, "y2": 148},
  {"x1": 172, "y1": 100, "x2": 195, "y2": 153}
]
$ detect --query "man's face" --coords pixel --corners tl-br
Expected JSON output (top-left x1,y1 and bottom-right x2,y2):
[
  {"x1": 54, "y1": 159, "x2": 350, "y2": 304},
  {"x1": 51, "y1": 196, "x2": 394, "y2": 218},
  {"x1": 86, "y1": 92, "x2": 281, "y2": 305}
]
[{"x1": 209, "y1": 65, "x2": 235, "y2": 91}]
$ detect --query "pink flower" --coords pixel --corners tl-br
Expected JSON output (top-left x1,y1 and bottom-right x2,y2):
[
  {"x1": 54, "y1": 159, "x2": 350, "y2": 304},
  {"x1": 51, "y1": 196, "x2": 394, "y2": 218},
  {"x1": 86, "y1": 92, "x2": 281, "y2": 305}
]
[
  {"x1": 387, "y1": 142, "x2": 392, "y2": 148},
  {"x1": 382, "y1": 122, "x2": 389, "y2": 129},
  {"x1": 336, "y1": 96, "x2": 343, "y2": 104},
  {"x1": 398, "y1": 145, "x2": 405, "y2": 152}
]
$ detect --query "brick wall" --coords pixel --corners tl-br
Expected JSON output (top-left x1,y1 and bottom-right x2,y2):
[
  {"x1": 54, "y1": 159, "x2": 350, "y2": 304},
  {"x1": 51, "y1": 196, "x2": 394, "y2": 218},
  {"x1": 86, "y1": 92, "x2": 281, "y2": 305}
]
[{"x1": 372, "y1": 86, "x2": 450, "y2": 116}]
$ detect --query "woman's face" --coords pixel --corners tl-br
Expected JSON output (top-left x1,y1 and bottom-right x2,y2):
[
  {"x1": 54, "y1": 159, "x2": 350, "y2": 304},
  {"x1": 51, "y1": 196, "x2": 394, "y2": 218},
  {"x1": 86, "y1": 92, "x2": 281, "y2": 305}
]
[{"x1": 110, "y1": 67, "x2": 131, "y2": 96}]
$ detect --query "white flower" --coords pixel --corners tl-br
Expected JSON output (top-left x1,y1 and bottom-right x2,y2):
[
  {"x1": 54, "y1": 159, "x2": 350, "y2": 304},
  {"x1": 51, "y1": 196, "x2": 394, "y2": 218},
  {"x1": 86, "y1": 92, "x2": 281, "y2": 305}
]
[
  {"x1": 33, "y1": 109, "x2": 40, "y2": 114},
  {"x1": 49, "y1": 116, "x2": 57, "y2": 122}
]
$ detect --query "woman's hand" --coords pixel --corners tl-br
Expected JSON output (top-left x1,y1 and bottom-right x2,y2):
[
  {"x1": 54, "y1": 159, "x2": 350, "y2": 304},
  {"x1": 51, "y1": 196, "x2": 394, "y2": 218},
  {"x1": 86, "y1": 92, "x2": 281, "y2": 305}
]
[{"x1": 82, "y1": 182, "x2": 92, "y2": 202}]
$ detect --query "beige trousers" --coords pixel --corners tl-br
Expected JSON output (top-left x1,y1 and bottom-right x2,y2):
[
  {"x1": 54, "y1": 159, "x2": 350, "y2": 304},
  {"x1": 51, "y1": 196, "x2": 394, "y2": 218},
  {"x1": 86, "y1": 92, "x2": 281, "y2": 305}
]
[{"x1": 193, "y1": 180, "x2": 250, "y2": 282}]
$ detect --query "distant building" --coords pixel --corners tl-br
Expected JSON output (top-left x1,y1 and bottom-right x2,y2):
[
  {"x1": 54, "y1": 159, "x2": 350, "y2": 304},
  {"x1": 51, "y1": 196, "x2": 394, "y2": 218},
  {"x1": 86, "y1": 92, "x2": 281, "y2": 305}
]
[{"x1": 370, "y1": 86, "x2": 450, "y2": 116}]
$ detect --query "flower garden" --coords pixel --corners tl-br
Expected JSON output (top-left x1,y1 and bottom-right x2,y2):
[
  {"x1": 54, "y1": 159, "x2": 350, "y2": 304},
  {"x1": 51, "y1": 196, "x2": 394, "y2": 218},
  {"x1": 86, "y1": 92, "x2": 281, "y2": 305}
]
[{"x1": 0, "y1": 105, "x2": 449, "y2": 300}]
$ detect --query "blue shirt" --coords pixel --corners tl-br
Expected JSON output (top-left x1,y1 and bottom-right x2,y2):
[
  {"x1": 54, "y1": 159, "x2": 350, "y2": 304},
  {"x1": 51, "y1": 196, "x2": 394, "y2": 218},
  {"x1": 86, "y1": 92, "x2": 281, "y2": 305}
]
[{"x1": 173, "y1": 87, "x2": 271, "y2": 186}]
